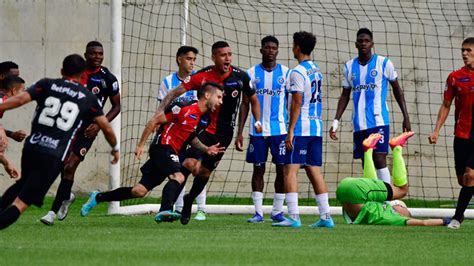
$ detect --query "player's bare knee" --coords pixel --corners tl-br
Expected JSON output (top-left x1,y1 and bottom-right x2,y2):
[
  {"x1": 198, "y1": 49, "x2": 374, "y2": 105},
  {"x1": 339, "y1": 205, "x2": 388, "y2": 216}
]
[
  {"x1": 462, "y1": 168, "x2": 474, "y2": 186},
  {"x1": 131, "y1": 185, "x2": 148, "y2": 198},
  {"x1": 197, "y1": 166, "x2": 211, "y2": 178},
  {"x1": 170, "y1": 173, "x2": 185, "y2": 184},
  {"x1": 183, "y1": 158, "x2": 197, "y2": 173},
  {"x1": 373, "y1": 153, "x2": 387, "y2": 168}
]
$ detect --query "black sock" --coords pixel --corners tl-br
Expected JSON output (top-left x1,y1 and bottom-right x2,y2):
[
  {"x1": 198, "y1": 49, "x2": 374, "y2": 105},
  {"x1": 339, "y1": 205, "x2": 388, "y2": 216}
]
[
  {"x1": 188, "y1": 175, "x2": 208, "y2": 200},
  {"x1": 181, "y1": 166, "x2": 192, "y2": 179},
  {"x1": 0, "y1": 183, "x2": 21, "y2": 210},
  {"x1": 453, "y1": 186, "x2": 473, "y2": 221},
  {"x1": 51, "y1": 179, "x2": 74, "y2": 213},
  {"x1": 0, "y1": 205, "x2": 21, "y2": 230},
  {"x1": 160, "y1": 180, "x2": 181, "y2": 212},
  {"x1": 96, "y1": 187, "x2": 134, "y2": 203}
]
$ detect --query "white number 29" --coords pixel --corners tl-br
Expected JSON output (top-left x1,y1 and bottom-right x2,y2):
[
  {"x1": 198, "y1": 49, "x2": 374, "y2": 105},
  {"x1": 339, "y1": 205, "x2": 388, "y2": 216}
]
[{"x1": 38, "y1": 96, "x2": 80, "y2": 131}]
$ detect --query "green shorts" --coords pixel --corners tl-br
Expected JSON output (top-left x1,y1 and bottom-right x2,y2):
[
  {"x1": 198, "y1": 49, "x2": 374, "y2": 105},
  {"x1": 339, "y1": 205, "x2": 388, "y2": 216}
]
[
  {"x1": 336, "y1": 178, "x2": 390, "y2": 204},
  {"x1": 353, "y1": 201, "x2": 408, "y2": 226}
]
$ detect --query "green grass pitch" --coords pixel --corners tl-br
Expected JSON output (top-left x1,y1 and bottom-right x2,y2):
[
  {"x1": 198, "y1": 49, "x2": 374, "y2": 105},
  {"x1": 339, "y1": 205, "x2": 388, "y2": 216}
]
[{"x1": 0, "y1": 197, "x2": 472, "y2": 265}]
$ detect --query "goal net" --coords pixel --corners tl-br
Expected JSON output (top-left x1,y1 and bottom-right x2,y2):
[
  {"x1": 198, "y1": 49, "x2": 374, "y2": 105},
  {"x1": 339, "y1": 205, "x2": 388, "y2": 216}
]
[{"x1": 115, "y1": 0, "x2": 474, "y2": 216}]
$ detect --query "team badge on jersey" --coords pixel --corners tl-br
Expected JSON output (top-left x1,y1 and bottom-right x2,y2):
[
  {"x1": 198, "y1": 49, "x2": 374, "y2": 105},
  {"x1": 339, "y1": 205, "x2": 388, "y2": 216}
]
[
  {"x1": 91, "y1": 86, "x2": 100, "y2": 94},
  {"x1": 112, "y1": 81, "x2": 119, "y2": 91},
  {"x1": 278, "y1": 77, "x2": 285, "y2": 85},
  {"x1": 172, "y1": 105, "x2": 181, "y2": 114},
  {"x1": 351, "y1": 73, "x2": 356, "y2": 81},
  {"x1": 370, "y1": 69, "x2": 378, "y2": 77},
  {"x1": 80, "y1": 148, "x2": 88, "y2": 156},
  {"x1": 231, "y1": 90, "x2": 239, "y2": 98}
]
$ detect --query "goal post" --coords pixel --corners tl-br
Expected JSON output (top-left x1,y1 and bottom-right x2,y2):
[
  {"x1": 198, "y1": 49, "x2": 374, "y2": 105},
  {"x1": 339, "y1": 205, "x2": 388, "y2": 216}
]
[{"x1": 110, "y1": 0, "x2": 474, "y2": 218}]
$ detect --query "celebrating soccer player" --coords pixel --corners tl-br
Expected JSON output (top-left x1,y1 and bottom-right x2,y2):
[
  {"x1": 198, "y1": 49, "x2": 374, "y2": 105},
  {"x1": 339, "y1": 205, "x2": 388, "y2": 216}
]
[
  {"x1": 429, "y1": 37, "x2": 474, "y2": 229},
  {"x1": 235, "y1": 35, "x2": 290, "y2": 223},
  {"x1": 338, "y1": 132, "x2": 451, "y2": 226},
  {"x1": 40, "y1": 41, "x2": 121, "y2": 226},
  {"x1": 158, "y1": 45, "x2": 208, "y2": 221},
  {"x1": 272, "y1": 31, "x2": 333, "y2": 228},
  {"x1": 0, "y1": 54, "x2": 119, "y2": 230},
  {"x1": 156, "y1": 41, "x2": 262, "y2": 225},
  {"x1": 80, "y1": 82, "x2": 224, "y2": 222},
  {"x1": 329, "y1": 28, "x2": 411, "y2": 184}
]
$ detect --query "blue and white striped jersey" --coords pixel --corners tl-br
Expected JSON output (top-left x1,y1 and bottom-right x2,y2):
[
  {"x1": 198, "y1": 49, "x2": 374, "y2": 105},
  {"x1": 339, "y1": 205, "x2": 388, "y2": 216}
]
[
  {"x1": 342, "y1": 54, "x2": 397, "y2": 132},
  {"x1": 247, "y1": 64, "x2": 290, "y2": 136},
  {"x1": 288, "y1": 60, "x2": 324, "y2": 137},
  {"x1": 157, "y1": 71, "x2": 197, "y2": 102}
]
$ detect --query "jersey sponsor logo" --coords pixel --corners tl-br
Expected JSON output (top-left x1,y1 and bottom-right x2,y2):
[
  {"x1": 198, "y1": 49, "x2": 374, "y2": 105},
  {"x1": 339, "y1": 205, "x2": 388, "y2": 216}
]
[
  {"x1": 225, "y1": 81, "x2": 239, "y2": 87},
  {"x1": 172, "y1": 105, "x2": 181, "y2": 114},
  {"x1": 370, "y1": 69, "x2": 378, "y2": 77},
  {"x1": 231, "y1": 90, "x2": 239, "y2": 98},
  {"x1": 78, "y1": 92, "x2": 86, "y2": 99},
  {"x1": 353, "y1": 83, "x2": 376, "y2": 92},
  {"x1": 51, "y1": 83, "x2": 81, "y2": 98},
  {"x1": 255, "y1": 88, "x2": 284, "y2": 96},
  {"x1": 90, "y1": 77, "x2": 102, "y2": 83},
  {"x1": 458, "y1": 77, "x2": 471, "y2": 83},
  {"x1": 91, "y1": 86, "x2": 100, "y2": 94},
  {"x1": 29, "y1": 132, "x2": 60, "y2": 149},
  {"x1": 80, "y1": 148, "x2": 88, "y2": 156}
]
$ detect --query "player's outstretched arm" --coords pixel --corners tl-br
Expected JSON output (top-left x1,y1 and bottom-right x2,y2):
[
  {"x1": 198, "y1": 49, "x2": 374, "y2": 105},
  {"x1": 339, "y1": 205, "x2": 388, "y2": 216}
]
[
  {"x1": 248, "y1": 94, "x2": 262, "y2": 134},
  {"x1": 94, "y1": 115, "x2": 119, "y2": 164},
  {"x1": 0, "y1": 91, "x2": 32, "y2": 113},
  {"x1": 391, "y1": 80, "x2": 411, "y2": 132},
  {"x1": 134, "y1": 113, "x2": 167, "y2": 160},
  {"x1": 0, "y1": 153, "x2": 19, "y2": 179},
  {"x1": 191, "y1": 137, "x2": 225, "y2": 156},
  {"x1": 329, "y1": 88, "x2": 350, "y2": 141},
  {"x1": 429, "y1": 99, "x2": 452, "y2": 144},
  {"x1": 235, "y1": 94, "x2": 250, "y2": 151},
  {"x1": 406, "y1": 218, "x2": 446, "y2": 226},
  {"x1": 156, "y1": 84, "x2": 187, "y2": 114}
]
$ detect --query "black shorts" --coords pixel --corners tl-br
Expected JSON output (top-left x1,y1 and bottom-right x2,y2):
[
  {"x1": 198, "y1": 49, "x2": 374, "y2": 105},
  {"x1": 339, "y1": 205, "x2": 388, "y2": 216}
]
[
  {"x1": 184, "y1": 131, "x2": 233, "y2": 172},
  {"x1": 453, "y1": 137, "x2": 474, "y2": 176},
  {"x1": 139, "y1": 144, "x2": 181, "y2": 191},
  {"x1": 17, "y1": 149, "x2": 63, "y2": 207},
  {"x1": 70, "y1": 126, "x2": 97, "y2": 161}
]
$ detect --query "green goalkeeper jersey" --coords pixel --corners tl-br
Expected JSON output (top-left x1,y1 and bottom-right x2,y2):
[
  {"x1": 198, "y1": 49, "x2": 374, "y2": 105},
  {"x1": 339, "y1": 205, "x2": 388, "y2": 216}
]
[
  {"x1": 336, "y1": 177, "x2": 389, "y2": 204},
  {"x1": 352, "y1": 201, "x2": 408, "y2": 226}
]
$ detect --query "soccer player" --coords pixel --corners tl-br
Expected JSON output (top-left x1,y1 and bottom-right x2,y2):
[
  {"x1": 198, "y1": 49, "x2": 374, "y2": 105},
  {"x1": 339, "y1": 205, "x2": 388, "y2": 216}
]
[
  {"x1": 158, "y1": 45, "x2": 208, "y2": 221},
  {"x1": 40, "y1": 41, "x2": 121, "y2": 225},
  {"x1": 235, "y1": 35, "x2": 289, "y2": 223},
  {"x1": 272, "y1": 31, "x2": 333, "y2": 228},
  {"x1": 339, "y1": 132, "x2": 450, "y2": 226},
  {"x1": 80, "y1": 82, "x2": 224, "y2": 221},
  {"x1": 429, "y1": 37, "x2": 474, "y2": 229},
  {"x1": 0, "y1": 54, "x2": 119, "y2": 230},
  {"x1": 329, "y1": 28, "x2": 411, "y2": 185},
  {"x1": 0, "y1": 61, "x2": 20, "y2": 79},
  {"x1": 157, "y1": 41, "x2": 262, "y2": 225}
]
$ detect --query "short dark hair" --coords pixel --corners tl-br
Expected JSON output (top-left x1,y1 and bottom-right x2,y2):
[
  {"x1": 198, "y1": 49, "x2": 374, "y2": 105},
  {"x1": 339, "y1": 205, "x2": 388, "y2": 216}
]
[
  {"x1": 357, "y1": 28, "x2": 373, "y2": 40},
  {"x1": 462, "y1": 37, "x2": 474, "y2": 46},
  {"x1": 0, "y1": 61, "x2": 19, "y2": 76},
  {"x1": 62, "y1": 54, "x2": 86, "y2": 77},
  {"x1": 211, "y1": 41, "x2": 230, "y2": 54},
  {"x1": 198, "y1": 81, "x2": 223, "y2": 98},
  {"x1": 176, "y1": 46, "x2": 199, "y2": 66},
  {"x1": 1, "y1": 75, "x2": 25, "y2": 91},
  {"x1": 293, "y1": 31, "x2": 316, "y2": 55},
  {"x1": 261, "y1": 35, "x2": 279, "y2": 47},
  {"x1": 86, "y1": 41, "x2": 103, "y2": 49}
]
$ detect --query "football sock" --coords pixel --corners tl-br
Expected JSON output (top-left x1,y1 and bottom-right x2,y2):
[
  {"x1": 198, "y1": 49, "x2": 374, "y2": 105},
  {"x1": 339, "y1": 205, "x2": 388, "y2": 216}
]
[
  {"x1": 0, "y1": 205, "x2": 21, "y2": 230},
  {"x1": 174, "y1": 187, "x2": 185, "y2": 212},
  {"x1": 315, "y1": 192, "x2": 331, "y2": 219},
  {"x1": 363, "y1": 148, "x2": 377, "y2": 179},
  {"x1": 272, "y1": 193, "x2": 285, "y2": 216},
  {"x1": 392, "y1": 146, "x2": 407, "y2": 186},
  {"x1": 251, "y1": 191, "x2": 263, "y2": 216},
  {"x1": 196, "y1": 187, "x2": 207, "y2": 211},
  {"x1": 286, "y1": 192, "x2": 300, "y2": 220},
  {"x1": 160, "y1": 179, "x2": 181, "y2": 212},
  {"x1": 96, "y1": 187, "x2": 133, "y2": 203},
  {"x1": 376, "y1": 167, "x2": 391, "y2": 184},
  {"x1": 452, "y1": 186, "x2": 473, "y2": 222},
  {"x1": 51, "y1": 179, "x2": 73, "y2": 213},
  {"x1": 0, "y1": 183, "x2": 21, "y2": 210},
  {"x1": 188, "y1": 175, "x2": 208, "y2": 200}
]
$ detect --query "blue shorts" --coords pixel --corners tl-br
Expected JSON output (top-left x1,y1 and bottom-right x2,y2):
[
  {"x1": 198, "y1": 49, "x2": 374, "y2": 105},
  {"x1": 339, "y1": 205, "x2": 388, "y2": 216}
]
[
  {"x1": 284, "y1": 136, "x2": 322, "y2": 166},
  {"x1": 246, "y1": 135, "x2": 286, "y2": 165},
  {"x1": 353, "y1": 125, "x2": 389, "y2": 159}
]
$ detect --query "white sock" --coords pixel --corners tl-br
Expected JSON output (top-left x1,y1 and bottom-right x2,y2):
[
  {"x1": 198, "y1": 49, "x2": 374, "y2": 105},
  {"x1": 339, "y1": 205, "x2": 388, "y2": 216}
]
[
  {"x1": 196, "y1": 186, "x2": 206, "y2": 211},
  {"x1": 376, "y1": 167, "x2": 391, "y2": 184},
  {"x1": 174, "y1": 186, "x2": 185, "y2": 212},
  {"x1": 315, "y1": 193, "x2": 331, "y2": 220},
  {"x1": 272, "y1": 193, "x2": 285, "y2": 216},
  {"x1": 251, "y1": 191, "x2": 264, "y2": 216},
  {"x1": 286, "y1": 192, "x2": 299, "y2": 220}
]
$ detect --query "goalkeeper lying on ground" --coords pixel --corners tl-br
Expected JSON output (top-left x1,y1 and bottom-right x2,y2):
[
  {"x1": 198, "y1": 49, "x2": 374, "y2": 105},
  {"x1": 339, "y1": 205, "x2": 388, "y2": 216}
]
[{"x1": 336, "y1": 132, "x2": 451, "y2": 226}]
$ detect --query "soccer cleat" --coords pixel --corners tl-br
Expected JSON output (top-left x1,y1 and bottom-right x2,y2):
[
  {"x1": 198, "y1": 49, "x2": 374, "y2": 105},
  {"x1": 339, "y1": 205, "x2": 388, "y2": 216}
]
[
  {"x1": 57, "y1": 192, "x2": 76, "y2": 221},
  {"x1": 80, "y1": 191, "x2": 100, "y2": 217},
  {"x1": 247, "y1": 212, "x2": 264, "y2": 223},
  {"x1": 40, "y1": 211, "x2": 56, "y2": 226},
  {"x1": 271, "y1": 217, "x2": 302, "y2": 228},
  {"x1": 270, "y1": 212, "x2": 286, "y2": 223},
  {"x1": 155, "y1": 210, "x2": 181, "y2": 223},
  {"x1": 389, "y1": 131, "x2": 415, "y2": 149},
  {"x1": 180, "y1": 194, "x2": 193, "y2": 225},
  {"x1": 309, "y1": 217, "x2": 335, "y2": 228},
  {"x1": 362, "y1": 133, "x2": 383, "y2": 152},
  {"x1": 447, "y1": 219, "x2": 461, "y2": 229},
  {"x1": 194, "y1": 210, "x2": 207, "y2": 221}
]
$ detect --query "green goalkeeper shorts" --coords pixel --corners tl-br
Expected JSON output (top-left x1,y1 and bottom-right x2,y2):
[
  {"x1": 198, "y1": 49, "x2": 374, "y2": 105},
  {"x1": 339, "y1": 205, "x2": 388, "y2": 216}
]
[
  {"x1": 353, "y1": 201, "x2": 409, "y2": 226},
  {"x1": 336, "y1": 177, "x2": 390, "y2": 204}
]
